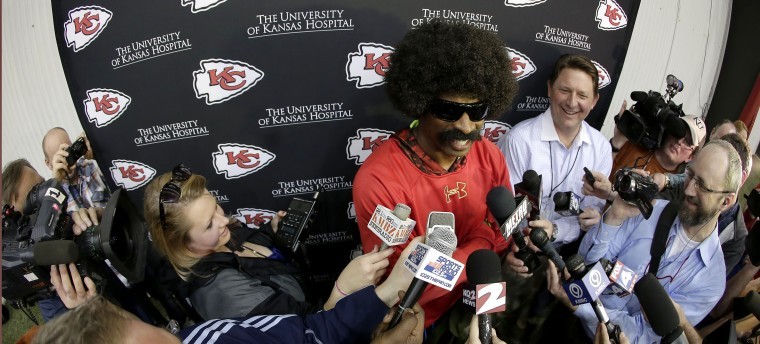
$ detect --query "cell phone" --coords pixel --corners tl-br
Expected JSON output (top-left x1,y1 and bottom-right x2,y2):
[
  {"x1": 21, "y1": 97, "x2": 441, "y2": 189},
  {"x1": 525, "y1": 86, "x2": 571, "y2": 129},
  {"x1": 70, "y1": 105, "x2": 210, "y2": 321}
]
[
  {"x1": 273, "y1": 191, "x2": 320, "y2": 252},
  {"x1": 583, "y1": 167, "x2": 596, "y2": 185}
]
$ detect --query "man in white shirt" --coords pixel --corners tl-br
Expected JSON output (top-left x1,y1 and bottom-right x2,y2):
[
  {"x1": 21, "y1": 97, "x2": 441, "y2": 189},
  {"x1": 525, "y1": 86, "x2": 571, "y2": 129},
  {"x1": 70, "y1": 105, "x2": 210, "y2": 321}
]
[{"x1": 497, "y1": 54, "x2": 612, "y2": 261}]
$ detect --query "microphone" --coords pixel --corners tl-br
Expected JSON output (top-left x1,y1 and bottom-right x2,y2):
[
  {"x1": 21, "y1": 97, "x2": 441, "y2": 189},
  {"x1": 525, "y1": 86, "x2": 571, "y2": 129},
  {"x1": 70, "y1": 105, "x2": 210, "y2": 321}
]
[
  {"x1": 486, "y1": 187, "x2": 539, "y2": 273},
  {"x1": 606, "y1": 260, "x2": 638, "y2": 297},
  {"x1": 33, "y1": 240, "x2": 80, "y2": 266},
  {"x1": 553, "y1": 192, "x2": 582, "y2": 217},
  {"x1": 390, "y1": 216, "x2": 459, "y2": 329},
  {"x1": 564, "y1": 255, "x2": 621, "y2": 343},
  {"x1": 630, "y1": 91, "x2": 648, "y2": 102},
  {"x1": 634, "y1": 273, "x2": 686, "y2": 343},
  {"x1": 514, "y1": 170, "x2": 542, "y2": 220},
  {"x1": 367, "y1": 203, "x2": 415, "y2": 250},
  {"x1": 427, "y1": 211, "x2": 455, "y2": 240},
  {"x1": 465, "y1": 249, "x2": 505, "y2": 344},
  {"x1": 529, "y1": 228, "x2": 565, "y2": 272}
]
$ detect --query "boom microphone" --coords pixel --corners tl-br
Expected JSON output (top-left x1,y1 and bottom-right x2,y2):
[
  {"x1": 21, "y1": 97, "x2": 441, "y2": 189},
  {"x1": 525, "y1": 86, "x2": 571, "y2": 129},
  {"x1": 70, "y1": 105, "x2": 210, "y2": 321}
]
[
  {"x1": 33, "y1": 241, "x2": 80, "y2": 266},
  {"x1": 466, "y1": 250, "x2": 504, "y2": 344},
  {"x1": 634, "y1": 273, "x2": 686, "y2": 343},
  {"x1": 389, "y1": 216, "x2": 457, "y2": 329}
]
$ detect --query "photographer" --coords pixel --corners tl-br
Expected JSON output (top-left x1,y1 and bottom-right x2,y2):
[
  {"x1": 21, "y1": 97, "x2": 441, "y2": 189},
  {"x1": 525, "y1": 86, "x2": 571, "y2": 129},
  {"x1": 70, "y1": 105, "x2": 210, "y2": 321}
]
[
  {"x1": 549, "y1": 140, "x2": 741, "y2": 342},
  {"x1": 42, "y1": 128, "x2": 110, "y2": 222},
  {"x1": 32, "y1": 241, "x2": 425, "y2": 344}
]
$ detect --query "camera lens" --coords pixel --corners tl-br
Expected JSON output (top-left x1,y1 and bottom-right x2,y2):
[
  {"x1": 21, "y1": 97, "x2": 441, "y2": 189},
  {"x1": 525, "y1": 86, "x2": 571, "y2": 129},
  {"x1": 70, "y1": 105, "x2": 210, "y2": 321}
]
[{"x1": 618, "y1": 174, "x2": 635, "y2": 193}]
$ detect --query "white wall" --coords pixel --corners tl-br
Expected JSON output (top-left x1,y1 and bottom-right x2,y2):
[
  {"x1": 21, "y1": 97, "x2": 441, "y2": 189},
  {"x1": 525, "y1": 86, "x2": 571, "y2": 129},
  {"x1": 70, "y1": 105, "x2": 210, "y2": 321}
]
[{"x1": 2, "y1": 0, "x2": 733, "y2": 179}]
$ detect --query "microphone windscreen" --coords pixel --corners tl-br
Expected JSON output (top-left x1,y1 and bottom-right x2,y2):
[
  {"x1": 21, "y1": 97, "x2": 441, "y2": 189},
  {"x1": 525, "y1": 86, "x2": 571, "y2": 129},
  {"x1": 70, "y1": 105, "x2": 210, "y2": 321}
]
[
  {"x1": 633, "y1": 273, "x2": 681, "y2": 337},
  {"x1": 33, "y1": 240, "x2": 79, "y2": 266},
  {"x1": 565, "y1": 254, "x2": 586, "y2": 279},
  {"x1": 427, "y1": 212, "x2": 455, "y2": 232},
  {"x1": 393, "y1": 203, "x2": 411, "y2": 220},
  {"x1": 466, "y1": 249, "x2": 502, "y2": 284},
  {"x1": 630, "y1": 91, "x2": 648, "y2": 102},
  {"x1": 553, "y1": 192, "x2": 569, "y2": 207},
  {"x1": 486, "y1": 186, "x2": 516, "y2": 224},
  {"x1": 529, "y1": 227, "x2": 549, "y2": 247},
  {"x1": 428, "y1": 225, "x2": 457, "y2": 256},
  {"x1": 522, "y1": 170, "x2": 540, "y2": 189}
]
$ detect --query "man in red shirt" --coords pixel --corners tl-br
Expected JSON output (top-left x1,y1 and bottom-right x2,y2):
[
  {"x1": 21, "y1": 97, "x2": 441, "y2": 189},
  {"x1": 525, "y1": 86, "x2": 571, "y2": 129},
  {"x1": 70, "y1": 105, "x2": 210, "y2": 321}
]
[{"x1": 353, "y1": 20, "x2": 519, "y2": 327}]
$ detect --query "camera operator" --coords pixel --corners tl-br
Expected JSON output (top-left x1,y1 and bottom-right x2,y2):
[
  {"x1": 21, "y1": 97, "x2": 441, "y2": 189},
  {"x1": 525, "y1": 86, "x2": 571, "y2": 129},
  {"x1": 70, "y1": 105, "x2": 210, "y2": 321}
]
[
  {"x1": 611, "y1": 114, "x2": 706, "y2": 179},
  {"x1": 31, "y1": 241, "x2": 426, "y2": 344},
  {"x1": 548, "y1": 140, "x2": 741, "y2": 342},
  {"x1": 42, "y1": 128, "x2": 110, "y2": 232}
]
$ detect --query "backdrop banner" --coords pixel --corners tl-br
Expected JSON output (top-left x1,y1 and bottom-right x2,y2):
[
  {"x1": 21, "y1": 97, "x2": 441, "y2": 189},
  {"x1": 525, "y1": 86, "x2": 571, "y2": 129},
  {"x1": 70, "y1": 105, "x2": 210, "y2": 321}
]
[{"x1": 52, "y1": 0, "x2": 639, "y2": 296}]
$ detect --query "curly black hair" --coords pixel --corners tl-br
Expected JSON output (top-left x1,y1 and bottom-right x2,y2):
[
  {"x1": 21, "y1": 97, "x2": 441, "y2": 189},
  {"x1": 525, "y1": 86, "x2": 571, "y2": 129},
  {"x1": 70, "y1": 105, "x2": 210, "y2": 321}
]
[{"x1": 385, "y1": 20, "x2": 519, "y2": 119}]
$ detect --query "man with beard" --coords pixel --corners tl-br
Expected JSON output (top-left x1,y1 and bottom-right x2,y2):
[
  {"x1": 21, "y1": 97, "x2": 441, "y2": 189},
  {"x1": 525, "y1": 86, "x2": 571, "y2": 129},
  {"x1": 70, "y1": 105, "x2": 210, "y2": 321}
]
[
  {"x1": 547, "y1": 139, "x2": 741, "y2": 342},
  {"x1": 353, "y1": 20, "x2": 519, "y2": 327}
]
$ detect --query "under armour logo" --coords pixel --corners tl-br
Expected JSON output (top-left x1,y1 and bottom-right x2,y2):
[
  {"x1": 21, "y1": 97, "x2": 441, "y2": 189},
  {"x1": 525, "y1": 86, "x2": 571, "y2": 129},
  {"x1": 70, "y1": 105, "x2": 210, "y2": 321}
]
[{"x1": 444, "y1": 182, "x2": 468, "y2": 203}]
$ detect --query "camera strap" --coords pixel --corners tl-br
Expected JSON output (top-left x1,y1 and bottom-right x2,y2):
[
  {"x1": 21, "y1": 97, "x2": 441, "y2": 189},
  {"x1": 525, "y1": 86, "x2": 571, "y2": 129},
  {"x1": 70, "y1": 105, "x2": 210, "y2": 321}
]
[{"x1": 649, "y1": 200, "x2": 681, "y2": 274}]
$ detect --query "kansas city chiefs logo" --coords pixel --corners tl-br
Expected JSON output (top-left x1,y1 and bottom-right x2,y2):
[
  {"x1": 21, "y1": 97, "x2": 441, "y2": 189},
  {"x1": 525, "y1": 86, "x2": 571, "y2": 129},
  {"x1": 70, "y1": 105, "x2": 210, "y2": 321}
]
[
  {"x1": 234, "y1": 208, "x2": 276, "y2": 229},
  {"x1": 213, "y1": 143, "x2": 276, "y2": 179},
  {"x1": 591, "y1": 60, "x2": 611, "y2": 89},
  {"x1": 64, "y1": 6, "x2": 113, "y2": 52},
  {"x1": 595, "y1": 0, "x2": 628, "y2": 30},
  {"x1": 181, "y1": 0, "x2": 227, "y2": 13},
  {"x1": 346, "y1": 128, "x2": 393, "y2": 165},
  {"x1": 482, "y1": 121, "x2": 512, "y2": 144},
  {"x1": 506, "y1": 48, "x2": 537, "y2": 81},
  {"x1": 83, "y1": 89, "x2": 131, "y2": 128},
  {"x1": 193, "y1": 59, "x2": 264, "y2": 105},
  {"x1": 504, "y1": 0, "x2": 546, "y2": 7},
  {"x1": 346, "y1": 43, "x2": 394, "y2": 89},
  {"x1": 347, "y1": 202, "x2": 357, "y2": 222},
  {"x1": 109, "y1": 160, "x2": 156, "y2": 191}
]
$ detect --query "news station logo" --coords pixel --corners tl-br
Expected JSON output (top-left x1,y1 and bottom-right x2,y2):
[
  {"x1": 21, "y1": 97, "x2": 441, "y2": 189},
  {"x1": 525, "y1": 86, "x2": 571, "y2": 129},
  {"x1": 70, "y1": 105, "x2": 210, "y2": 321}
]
[
  {"x1": 423, "y1": 256, "x2": 462, "y2": 281},
  {"x1": 181, "y1": 0, "x2": 227, "y2": 13},
  {"x1": 346, "y1": 43, "x2": 393, "y2": 89},
  {"x1": 595, "y1": 0, "x2": 628, "y2": 30},
  {"x1": 346, "y1": 128, "x2": 393, "y2": 165},
  {"x1": 504, "y1": 0, "x2": 546, "y2": 8},
  {"x1": 408, "y1": 244, "x2": 429, "y2": 267},
  {"x1": 213, "y1": 143, "x2": 276, "y2": 179},
  {"x1": 83, "y1": 89, "x2": 131, "y2": 128},
  {"x1": 64, "y1": 6, "x2": 113, "y2": 52},
  {"x1": 234, "y1": 208, "x2": 276, "y2": 229},
  {"x1": 591, "y1": 60, "x2": 611, "y2": 89},
  {"x1": 482, "y1": 121, "x2": 511, "y2": 144},
  {"x1": 109, "y1": 160, "x2": 156, "y2": 191},
  {"x1": 193, "y1": 59, "x2": 264, "y2": 105},
  {"x1": 506, "y1": 48, "x2": 536, "y2": 81}
]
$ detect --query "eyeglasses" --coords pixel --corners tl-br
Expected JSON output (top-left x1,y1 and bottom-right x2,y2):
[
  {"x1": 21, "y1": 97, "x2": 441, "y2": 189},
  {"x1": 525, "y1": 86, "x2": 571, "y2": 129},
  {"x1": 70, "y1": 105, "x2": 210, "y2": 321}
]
[
  {"x1": 428, "y1": 99, "x2": 489, "y2": 122},
  {"x1": 684, "y1": 165, "x2": 732, "y2": 194},
  {"x1": 158, "y1": 164, "x2": 192, "y2": 229},
  {"x1": 674, "y1": 137, "x2": 695, "y2": 152}
]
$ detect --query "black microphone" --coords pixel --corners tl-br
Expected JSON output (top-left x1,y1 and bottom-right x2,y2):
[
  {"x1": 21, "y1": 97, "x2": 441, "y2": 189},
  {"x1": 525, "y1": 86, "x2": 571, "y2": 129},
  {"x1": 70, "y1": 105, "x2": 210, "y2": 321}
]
[
  {"x1": 514, "y1": 170, "x2": 542, "y2": 220},
  {"x1": 530, "y1": 228, "x2": 565, "y2": 272},
  {"x1": 566, "y1": 255, "x2": 621, "y2": 343},
  {"x1": 630, "y1": 91, "x2": 648, "y2": 102},
  {"x1": 486, "y1": 187, "x2": 539, "y2": 273},
  {"x1": 466, "y1": 250, "x2": 504, "y2": 344},
  {"x1": 634, "y1": 273, "x2": 686, "y2": 343},
  {"x1": 33, "y1": 240, "x2": 80, "y2": 266},
  {"x1": 553, "y1": 191, "x2": 582, "y2": 216},
  {"x1": 389, "y1": 219, "x2": 457, "y2": 329}
]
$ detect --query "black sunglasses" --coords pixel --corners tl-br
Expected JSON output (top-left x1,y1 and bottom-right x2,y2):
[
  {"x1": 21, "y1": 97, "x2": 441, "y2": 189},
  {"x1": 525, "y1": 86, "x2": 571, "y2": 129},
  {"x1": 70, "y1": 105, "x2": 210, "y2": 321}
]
[
  {"x1": 158, "y1": 164, "x2": 192, "y2": 230},
  {"x1": 428, "y1": 99, "x2": 490, "y2": 122}
]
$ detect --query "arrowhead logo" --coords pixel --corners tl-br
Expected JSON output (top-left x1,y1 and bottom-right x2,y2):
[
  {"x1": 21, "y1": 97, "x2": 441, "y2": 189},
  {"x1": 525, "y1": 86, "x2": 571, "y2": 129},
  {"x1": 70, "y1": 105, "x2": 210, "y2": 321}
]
[
  {"x1": 346, "y1": 43, "x2": 394, "y2": 89},
  {"x1": 504, "y1": 0, "x2": 546, "y2": 7},
  {"x1": 64, "y1": 6, "x2": 113, "y2": 52},
  {"x1": 83, "y1": 88, "x2": 131, "y2": 128},
  {"x1": 595, "y1": 0, "x2": 628, "y2": 31},
  {"x1": 212, "y1": 143, "x2": 276, "y2": 179},
  {"x1": 506, "y1": 48, "x2": 537, "y2": 81},
  {"x1": 193, "y1": 59, "x2": 264, "y2": 105},
  {"x1": 181, "y1": 0, "x2": 228, "y2": 13},
  {"x1": 346, "y1": 128, "x2": 394, "y2": 165},
  {"x1": 482, "y1": 121, "x2": 512, "y2": 144},
  {"x1": 109, "y1": 160, "x2": 156, "y2": 191},
  {"x1": 591, "y1": 60, "x2": 612, "y2": 89},
  {"x1": 234, "y1": 208, "x2": 276, "y2": 229}
]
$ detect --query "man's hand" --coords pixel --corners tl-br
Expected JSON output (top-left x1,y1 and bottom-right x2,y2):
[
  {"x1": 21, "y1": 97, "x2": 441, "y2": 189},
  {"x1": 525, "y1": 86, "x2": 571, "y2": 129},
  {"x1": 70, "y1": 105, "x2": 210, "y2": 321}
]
[
  {"x1": 651, "y1": 173, "x2": 667, "y2": 192},
  {"x1": 51, "y1": 143, "x2": 73, "y2": 181},
  {"x1": 50, "y1": 263, "x2": 96, "y2": 309},
  {"x1": 269, "y1": 210, "x2": 287, "y2": 233},
  {"x1": 528, "y1": 219, "x2": 554, "y2": 248},
  {"x1": 546, "y1": 260, "x2": 576, "y2": 311},
  {"x1": 582, "y1": 170, "x2": 614, "y2": 201},
  {"x1": 371, "y1": 291, "x2": 424, "y2": 344},
  {"x1": 77, "y1": 132, "x2": 94, "y2": 160},
  {"x1": 579, "y1": 208, "x2": 601, "y2": 232},
  {"x1": 465, "y1": 314, "x2": 507, "y2": 344},
  {"x1": 71, "y1": 207, "x2": 104, "y2": 235},
  {"x1": 504, "y1": 242, "x2": 532, "y2": 278}
]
